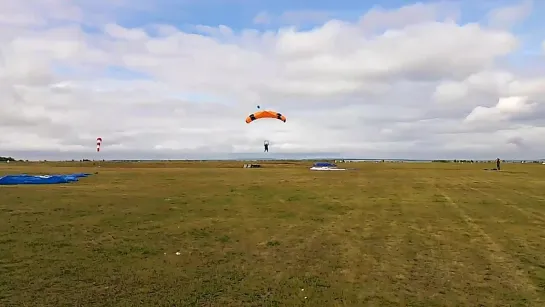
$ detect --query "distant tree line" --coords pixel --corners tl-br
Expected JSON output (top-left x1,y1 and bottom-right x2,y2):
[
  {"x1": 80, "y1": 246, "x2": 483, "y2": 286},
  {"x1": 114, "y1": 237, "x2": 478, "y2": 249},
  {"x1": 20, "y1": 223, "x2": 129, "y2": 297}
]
[
  {"x1": 0, "y1": 156, "x2": 15, "y2": 162},
  {"x1": 432, "y1": 159, "x2": 544, "y2": 163},
  {"x1": 433, "y1": 159, "x2": 478, "y2": 163}
]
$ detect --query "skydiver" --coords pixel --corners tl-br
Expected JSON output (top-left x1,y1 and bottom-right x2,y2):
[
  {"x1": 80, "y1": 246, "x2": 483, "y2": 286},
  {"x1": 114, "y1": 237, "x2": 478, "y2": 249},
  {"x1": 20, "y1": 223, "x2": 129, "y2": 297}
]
[
  {"x1": 496, "y1": 158, "x2": 501, "y2": 171},
  {"x1": 264, "y1": 143, "x2": 269, "y2": 152}
]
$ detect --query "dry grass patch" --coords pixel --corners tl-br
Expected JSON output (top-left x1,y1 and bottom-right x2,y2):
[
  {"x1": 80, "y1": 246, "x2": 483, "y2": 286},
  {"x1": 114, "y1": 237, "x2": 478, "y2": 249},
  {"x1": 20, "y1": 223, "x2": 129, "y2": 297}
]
[{"x1": 1, "y1": 161, "x2": 545, "y2": 306}]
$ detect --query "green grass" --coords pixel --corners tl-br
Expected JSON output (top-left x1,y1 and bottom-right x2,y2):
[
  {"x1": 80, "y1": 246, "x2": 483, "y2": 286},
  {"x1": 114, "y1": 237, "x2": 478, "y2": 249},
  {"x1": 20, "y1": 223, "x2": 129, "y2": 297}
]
[{"x1": 1, "y1": 161, "x2": 545, "y2": 306}]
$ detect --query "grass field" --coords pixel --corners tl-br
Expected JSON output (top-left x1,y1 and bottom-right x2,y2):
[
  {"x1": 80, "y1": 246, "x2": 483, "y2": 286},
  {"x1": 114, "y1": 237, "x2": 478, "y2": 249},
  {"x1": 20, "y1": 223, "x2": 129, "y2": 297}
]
[{"x1": 2, "y1": 161, "x2": 545, "y2": 306}]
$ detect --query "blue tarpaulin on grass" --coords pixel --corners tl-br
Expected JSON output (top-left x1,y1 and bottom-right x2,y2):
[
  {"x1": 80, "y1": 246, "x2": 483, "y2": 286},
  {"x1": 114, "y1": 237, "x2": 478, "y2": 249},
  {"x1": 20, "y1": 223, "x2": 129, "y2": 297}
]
[
  {"x1": 313, "y1": 162, "x2": 336, "y2": 167},
  {"x1": 0, "y1": 173, "x2": 91, "y2": 185}
]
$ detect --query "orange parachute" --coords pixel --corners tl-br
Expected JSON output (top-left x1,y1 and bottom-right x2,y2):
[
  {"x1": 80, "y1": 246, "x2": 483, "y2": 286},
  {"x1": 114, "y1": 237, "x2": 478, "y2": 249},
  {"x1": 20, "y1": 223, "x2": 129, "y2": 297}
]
[{"x1": 245, "y1": 110, "x2": 286, "y2": 124}]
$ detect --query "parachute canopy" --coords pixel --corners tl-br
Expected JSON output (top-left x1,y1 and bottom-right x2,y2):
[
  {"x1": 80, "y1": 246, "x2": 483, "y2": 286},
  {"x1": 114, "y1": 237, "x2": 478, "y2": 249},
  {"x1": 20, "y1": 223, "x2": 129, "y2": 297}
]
[
  {"x1": 246, "y1": 110, "x2": 286, "y2": 124},
  {"x1": 0, "y1": 173, "x2": 91, "y2": 185},
  {"x1": 313, "y1": 162, "x2": 336, "y2": 167},
  {"x1": 310, "y1": 162, "x2": 346, "y2": 171}
]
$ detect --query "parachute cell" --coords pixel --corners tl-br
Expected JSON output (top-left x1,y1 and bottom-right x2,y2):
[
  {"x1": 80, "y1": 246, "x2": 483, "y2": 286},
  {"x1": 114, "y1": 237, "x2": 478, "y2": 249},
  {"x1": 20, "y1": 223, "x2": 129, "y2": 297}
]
[{"x1": 245, "y1": 110, "x2": 286, "y2": 124}]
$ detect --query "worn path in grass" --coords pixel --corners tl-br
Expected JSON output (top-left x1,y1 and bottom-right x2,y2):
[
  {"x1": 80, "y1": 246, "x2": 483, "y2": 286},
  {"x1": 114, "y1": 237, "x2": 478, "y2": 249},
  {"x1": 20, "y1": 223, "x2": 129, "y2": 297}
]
[{"x1": 1, "y1": 162, "x2": 545, "y2": 306}]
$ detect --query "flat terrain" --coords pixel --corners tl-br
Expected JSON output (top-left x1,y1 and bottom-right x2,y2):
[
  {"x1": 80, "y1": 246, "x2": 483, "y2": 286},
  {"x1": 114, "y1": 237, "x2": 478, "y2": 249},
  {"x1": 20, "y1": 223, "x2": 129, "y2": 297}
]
[{"x1": 1, "y1": 161, "x2": 545, "y2": 306}]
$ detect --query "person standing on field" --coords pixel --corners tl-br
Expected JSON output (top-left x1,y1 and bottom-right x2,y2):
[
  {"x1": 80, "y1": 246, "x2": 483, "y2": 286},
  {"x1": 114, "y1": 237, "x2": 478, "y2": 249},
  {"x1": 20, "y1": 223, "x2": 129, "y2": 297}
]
[{"x1": 496, "y1": 158, "x2": 501, "y2": 170}]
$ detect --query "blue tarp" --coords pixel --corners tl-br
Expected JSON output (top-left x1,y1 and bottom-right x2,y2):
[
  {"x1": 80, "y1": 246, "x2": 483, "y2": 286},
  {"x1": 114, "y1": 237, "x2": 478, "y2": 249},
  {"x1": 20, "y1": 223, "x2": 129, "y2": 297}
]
[
  {"x1": 0, "y1": 173, "x2": 91, "y2": 185},
  {"x1": 313, "y1": 162, "x2": 336, "y2": 167}
]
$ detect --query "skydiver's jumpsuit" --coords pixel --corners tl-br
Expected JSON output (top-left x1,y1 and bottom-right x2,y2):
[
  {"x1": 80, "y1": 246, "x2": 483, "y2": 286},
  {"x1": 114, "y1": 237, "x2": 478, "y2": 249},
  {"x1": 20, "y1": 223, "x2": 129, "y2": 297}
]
[
  {"x1": 496, "y1": 158, "x2": 501, "y2": 170},
  {"x1": 264, "y1": 144, "x2": 269, "y2": 152}
]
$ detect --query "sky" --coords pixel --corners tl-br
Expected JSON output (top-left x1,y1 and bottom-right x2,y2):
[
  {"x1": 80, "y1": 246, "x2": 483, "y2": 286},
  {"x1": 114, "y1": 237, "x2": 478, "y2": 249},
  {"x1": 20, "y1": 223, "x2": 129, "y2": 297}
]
[{"x1": 1, "y1": 0, "x2": 545, "y2": 160}]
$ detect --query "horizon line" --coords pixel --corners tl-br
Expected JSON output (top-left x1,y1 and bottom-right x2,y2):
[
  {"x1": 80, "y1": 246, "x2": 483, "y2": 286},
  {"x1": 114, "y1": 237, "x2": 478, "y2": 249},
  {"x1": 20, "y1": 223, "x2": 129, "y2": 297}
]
[{"x1": 5, "y1": 158, "x2": 545, "y2": 162}]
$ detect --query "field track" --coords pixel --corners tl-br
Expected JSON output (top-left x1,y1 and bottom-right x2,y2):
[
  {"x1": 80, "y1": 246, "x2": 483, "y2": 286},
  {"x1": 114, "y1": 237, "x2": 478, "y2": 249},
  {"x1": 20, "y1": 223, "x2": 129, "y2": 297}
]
[{"x1": 2, "y1": 161, "x2": 545, "y2": 306}]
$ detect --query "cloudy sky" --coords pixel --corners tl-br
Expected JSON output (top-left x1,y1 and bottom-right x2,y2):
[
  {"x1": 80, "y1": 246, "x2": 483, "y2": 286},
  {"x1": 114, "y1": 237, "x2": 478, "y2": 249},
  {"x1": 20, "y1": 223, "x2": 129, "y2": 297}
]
[{"x1": 1, "y1": 0, "x2": 545, "y2": 160}]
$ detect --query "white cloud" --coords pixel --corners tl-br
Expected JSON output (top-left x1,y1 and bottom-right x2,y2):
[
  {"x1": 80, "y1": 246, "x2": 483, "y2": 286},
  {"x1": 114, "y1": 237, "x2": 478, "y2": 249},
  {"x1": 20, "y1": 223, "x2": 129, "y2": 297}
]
[
  {"x1": 0, "y1": 0, "x2": 544, "y2": 160},
  {"x1": 0, "y1": 0, "x2": 83, "y2": 26},
  {"x1": 464, "y1": 96, "x2": 536, "y2": 122},
  {"x1": 359, "y1": 2, "x2": 460, "y2": 31},
  {"x1": 486, "y1": 0, "x2": 533, "y2": 29},
  {"x1": 433, "y1": 81, "x2": 469, "y2": 102},
  {"x1": 433, "y1": 70, "x2": 545, "y2": 102},
  {"x1": 253, "y1": 2, "x2": 460, "y2": 31}
]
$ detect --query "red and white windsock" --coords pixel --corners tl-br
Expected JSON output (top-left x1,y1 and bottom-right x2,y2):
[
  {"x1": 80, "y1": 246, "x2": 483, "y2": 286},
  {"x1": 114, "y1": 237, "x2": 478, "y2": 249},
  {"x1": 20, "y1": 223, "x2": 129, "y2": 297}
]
[{"x1": 96, "y1": 137, "x2": 102, "y2": 152}]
